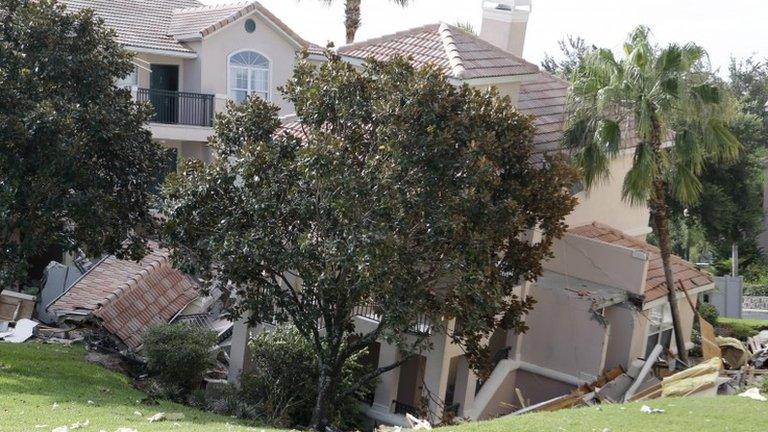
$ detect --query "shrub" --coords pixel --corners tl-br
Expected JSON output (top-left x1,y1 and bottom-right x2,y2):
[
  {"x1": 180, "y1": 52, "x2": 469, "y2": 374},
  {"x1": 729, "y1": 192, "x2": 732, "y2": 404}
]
[
  {"x1": 204, "y1": 383, "x2": 260, "y2": 419},
  {"x1": 143, "y1": 323, "x2": 217, "y2": 393},
  {"x1": 689, "y1": 328, "x2": 703, "y2": 358},
  {"x1": 241, "y1": 325, "x2": 373, "y2": 429},
  {"x1": 718, "y1": 320, "x2": 758, "y2": 341},
  {"x1": 743, "y1": 260, "x2": 768, "y2": 284},
  {"x1": 698, "y1": 303, "x2": 719, "y2": 325},
  {"x1": 744, "y1": 285, "x2": 768, "y2": 297}
]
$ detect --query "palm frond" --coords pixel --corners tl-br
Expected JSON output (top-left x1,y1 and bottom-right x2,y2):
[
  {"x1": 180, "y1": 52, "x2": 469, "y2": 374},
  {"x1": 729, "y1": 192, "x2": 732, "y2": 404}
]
[
  {"x1": 656, "y1": 45, "x2": 683, "y2": 76},
  {"x1": 679, "y1": 42, "x2": 707, "y2": 70},
  {"x1": 596, "y1": 119, "x2": 621, "y2": 156},
  {"x1": 575, "y1": 140, "x2": 611, "y2": 189},
  {"x1": 691, "y1": 83, "x2": 722, "y2": 104},
  {"x1": 707, "y1": 119, "x2": 742, "y2": 162},
  {"x1": 670, "y1": 158, "x2": 703, "y2": 205},
  {"x1": 622, "y1": 143, "x2": 657, "y2": 205}
]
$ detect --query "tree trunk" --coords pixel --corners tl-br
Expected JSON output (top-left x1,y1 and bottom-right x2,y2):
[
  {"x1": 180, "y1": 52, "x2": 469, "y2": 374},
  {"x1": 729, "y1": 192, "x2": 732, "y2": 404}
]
[
  {"x1": 651, "y1": 180, "x2": 690, "y2": 364},
  {"x1": 344, "y1": 0, "x2": 361, "y2": 44},
  {"x1": 310, "y1": 365, "x2": 341, "y2": 431},
  {"x1": 731, "y1": 242, "x2": 739, "y2": 277}
]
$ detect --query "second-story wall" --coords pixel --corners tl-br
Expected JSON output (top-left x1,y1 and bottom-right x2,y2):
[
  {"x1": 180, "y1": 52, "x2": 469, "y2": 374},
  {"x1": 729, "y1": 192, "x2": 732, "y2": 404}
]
[
  {"x1": 566, "y1": 152, "x2": 651, "y2": 237},
  {"x1": 195, "y1": 11, "x2": 299, "y2": 115}
]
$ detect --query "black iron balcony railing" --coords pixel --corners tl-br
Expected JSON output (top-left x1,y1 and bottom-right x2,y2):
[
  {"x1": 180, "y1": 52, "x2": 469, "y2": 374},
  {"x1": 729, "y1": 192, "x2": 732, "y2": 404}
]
[
  {"x1": 353, "y1": 304, "x2": 432, "y2": 335},
  {"x1": 136, "y1": 88, "x2": 214, "y2": 127}
]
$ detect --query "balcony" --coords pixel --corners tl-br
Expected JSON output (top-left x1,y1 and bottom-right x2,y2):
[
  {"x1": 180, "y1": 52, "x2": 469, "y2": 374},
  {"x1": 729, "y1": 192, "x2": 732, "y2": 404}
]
[{"x1": 136, "y1": 88, "x2": 215, "y2": 128}]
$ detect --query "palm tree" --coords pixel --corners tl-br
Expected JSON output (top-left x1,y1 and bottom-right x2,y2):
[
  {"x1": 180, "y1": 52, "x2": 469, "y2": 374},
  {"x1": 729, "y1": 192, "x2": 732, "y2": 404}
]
[
  {"x1": 564, "y1": 26, "x2": 740, "y2": 364},
  {"x1": 317, "y1": 0, "x2": 412, "y2": 44}
]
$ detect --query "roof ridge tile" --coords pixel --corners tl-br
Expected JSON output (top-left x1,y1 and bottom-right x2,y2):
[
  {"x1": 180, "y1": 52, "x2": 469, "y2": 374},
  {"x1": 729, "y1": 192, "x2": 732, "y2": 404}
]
[
  {"x1": 437, "y1": 23, "x2": 466, "y2": 79},
  {"x1": 173, "y1": 1, "x2": 252, "y2": 13},
  {"x1": 338, "y1": 23, "x2": 441, "y2": 53}
]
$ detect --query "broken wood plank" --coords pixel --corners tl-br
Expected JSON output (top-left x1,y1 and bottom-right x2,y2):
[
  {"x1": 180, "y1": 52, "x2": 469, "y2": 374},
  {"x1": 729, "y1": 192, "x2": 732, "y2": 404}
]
[
  {"x1": 515, "y1": 388, "x2": 527, "y2": 408},
  {"x1": 628, "y1": 382, "x2": 663, "y2": 402},
  {"x1": 700, "y1": 317, "x2": 721, "y2": 360}
]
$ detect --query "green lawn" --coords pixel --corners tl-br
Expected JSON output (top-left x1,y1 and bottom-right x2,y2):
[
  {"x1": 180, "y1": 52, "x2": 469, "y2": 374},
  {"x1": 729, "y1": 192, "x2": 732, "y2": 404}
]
[
  {"x1": 443, "y1": 396, "x2": 768, "y2": 432},
  {"x1": 3, "y1": 342, "x2": 767, "y2": 432},
  {"x1": 0, "y1": 342, "x2": 286, "y2": 432},
  {"x1": 718, "y1": 317, "x2": 768, "y2": 331}
]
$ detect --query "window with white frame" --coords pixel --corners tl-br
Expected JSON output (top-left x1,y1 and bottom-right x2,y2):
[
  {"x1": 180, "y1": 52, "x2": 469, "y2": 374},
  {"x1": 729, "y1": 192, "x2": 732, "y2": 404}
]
[
  {"x1": 645, "y1": 303, "x2": 674, "y2": 357},
  {"x1": 229, "y1": 51, "x2": 269, "y2": 103}
]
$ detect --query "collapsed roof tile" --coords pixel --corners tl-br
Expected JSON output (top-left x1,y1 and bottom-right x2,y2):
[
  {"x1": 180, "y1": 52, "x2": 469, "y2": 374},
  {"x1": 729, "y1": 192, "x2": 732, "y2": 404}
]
[{"x1": 48, "y1": 244, "x2": 199, "y2": 349}]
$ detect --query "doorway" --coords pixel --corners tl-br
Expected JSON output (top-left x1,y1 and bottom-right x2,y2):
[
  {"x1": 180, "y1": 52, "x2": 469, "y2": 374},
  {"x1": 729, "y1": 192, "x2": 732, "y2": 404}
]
[{"x1": 150, "y1": 65, "x2": 179, "y2": 124}]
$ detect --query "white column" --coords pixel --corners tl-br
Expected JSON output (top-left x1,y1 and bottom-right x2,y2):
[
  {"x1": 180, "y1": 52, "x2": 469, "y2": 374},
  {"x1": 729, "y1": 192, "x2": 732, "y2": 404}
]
[
  {"x1": 452, "y1": 356, "x2": 478, "y2": 417},
  {"x1": 372, "y1": 343, "x2": 400, "y2": 413},
  {"x1": 227, "y1": 316, "x2": 251, "y2": 385},
  {"x1": 422, "y1": 321, "x2": 453, "y2": 423}
]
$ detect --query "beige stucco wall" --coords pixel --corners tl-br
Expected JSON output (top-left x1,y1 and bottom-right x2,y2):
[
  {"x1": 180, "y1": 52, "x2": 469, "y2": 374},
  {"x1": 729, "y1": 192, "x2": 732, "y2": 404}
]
[
  {"x1": 520, "y1": 284, "x2": 610, "y2": 380},
  {"x1": 195, "y1": 11, "x2": 299, "y2": 115},
  {"x1": 545, "y1": 234, "x2": 649, "y2": 295},
  {"x1": 567, "y1": 153, "x2": 651, "y2": 236},
  {"x1": 603, "y1": 305, "x2": 644, "y2": 369}
]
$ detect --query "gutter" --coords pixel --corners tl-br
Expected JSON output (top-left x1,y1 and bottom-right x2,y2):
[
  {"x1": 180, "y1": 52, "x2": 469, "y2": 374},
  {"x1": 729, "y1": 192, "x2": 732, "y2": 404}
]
[
  {"x1": 643, "y1": 282, "x2": 716, "y2": 310},
  {"x1": 126, "y1": 46, "x2": 198, "y2": 59}
]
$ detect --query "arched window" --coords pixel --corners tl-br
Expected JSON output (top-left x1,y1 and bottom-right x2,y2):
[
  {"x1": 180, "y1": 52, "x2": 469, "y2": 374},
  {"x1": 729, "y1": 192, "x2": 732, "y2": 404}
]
[{"x1": 229, "y1": 51, "x2": 270, "y2": 103}]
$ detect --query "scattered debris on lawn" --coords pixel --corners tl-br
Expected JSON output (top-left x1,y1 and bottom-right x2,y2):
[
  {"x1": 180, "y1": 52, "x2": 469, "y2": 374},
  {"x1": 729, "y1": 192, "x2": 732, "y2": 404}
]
[
  {"x1": 0, "y1": 318, "x2": 38, "y2": 343},
  {"x1": 147, "y1": 412, "x2": 186, "y2": 423},
  {"x1": 738, "y1": 387, "x2": 767, "y2": 401},
  {"x1": 639, "y1": 405, "x2": 665, "y2": 414},
  {"x1": 405, "y1": 413, "x2": 432, "y2": 430}
]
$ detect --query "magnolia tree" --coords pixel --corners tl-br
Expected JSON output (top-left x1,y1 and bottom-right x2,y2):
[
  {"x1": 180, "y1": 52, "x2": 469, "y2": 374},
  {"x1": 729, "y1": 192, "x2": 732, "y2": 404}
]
[
  {"x1": 161, "y1": 52, "x2": 577, "y2": 430},
  {"x1": 0, "y1": 0, "x2": 166, "y2": 288}
]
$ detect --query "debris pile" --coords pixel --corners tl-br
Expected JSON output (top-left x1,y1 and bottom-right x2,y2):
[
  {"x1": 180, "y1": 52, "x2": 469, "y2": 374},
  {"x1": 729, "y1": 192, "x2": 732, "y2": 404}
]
[
  {"x1": 506, "y1": 333, "x2": 768, "y2": 419},
  {"x1": 1, "y1": 246, "x2": 234, "y2": 377}
]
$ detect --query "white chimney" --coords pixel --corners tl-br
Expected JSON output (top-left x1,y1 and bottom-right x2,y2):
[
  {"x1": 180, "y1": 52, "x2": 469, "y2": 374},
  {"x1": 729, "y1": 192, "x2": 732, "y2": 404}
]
[{"x1": 480, "y1": 0, "x2": 531, "y2": 57}]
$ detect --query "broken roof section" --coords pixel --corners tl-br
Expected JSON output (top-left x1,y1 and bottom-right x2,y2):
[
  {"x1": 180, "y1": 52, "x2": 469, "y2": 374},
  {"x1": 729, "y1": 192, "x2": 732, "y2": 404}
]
[
  {"x1": 338, "y1": 23, "x2": 540, "y2": 81},
  {"x1": 568, "y1": 222, "x2": 714, "y2": 303},
  {"x1": 47, "y1": 244, "x2": 199, "y2": 349}
]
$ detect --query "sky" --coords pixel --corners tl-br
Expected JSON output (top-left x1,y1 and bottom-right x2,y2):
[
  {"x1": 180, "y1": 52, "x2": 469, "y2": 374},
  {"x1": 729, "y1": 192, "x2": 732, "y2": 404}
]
[{"x1": 201, "y1": 0, "x2": 765, "y2": 75}]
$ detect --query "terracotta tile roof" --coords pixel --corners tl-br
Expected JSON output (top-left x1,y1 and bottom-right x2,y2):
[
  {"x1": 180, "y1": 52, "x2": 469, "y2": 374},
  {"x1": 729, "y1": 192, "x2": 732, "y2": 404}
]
[
  {"x1": 60, "y1": 0, "x2": 313, "y2": 55},
  {"x1": 170, "y1": 1, "x2": 311, "y2": 49},
  {"x1": 568, "y1": 222, "x2": 714, "y2": 303},
  {"x1": 169, "y1": 2, "x2": 250, "y2": 37},
  {"x1": 60, "y1": 0, "x2": 202, "y2": 54},
  {"x1": 517, "y1": 71, "x2": 569, "y2": 161},
  {"x1": 48, "y1": 245, "x2": 199, "y2": 349},
  {"x1": 338, "y1": 23, "x2": 540, "y2": 80},
  {"x1": 277, "y1": 72, "x2": 566, "y2": 158}
]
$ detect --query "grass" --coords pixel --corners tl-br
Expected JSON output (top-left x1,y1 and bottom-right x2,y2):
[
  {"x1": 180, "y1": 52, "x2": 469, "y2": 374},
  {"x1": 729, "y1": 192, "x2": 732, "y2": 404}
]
[
  {"x1": 3, "y1": 343, "x2": 767, "y2": 432},
  {"x1": 443, "y1": 396, "x2": 768, "y2": 432},
  {"x1": 0, "y1": 342, "x2": 287, "y2": 432},
  {"x1": 718, "y1": 317, "x2": 768, "y2": 331}
]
